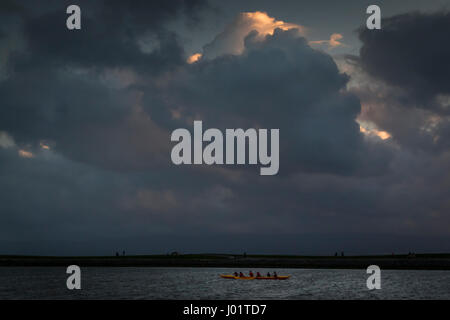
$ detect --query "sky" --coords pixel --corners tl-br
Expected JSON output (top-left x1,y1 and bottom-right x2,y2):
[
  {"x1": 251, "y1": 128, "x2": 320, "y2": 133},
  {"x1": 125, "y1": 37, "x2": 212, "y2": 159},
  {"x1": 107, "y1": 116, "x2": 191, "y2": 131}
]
[{"x1": 0, "y1": 0, "x2": 450, "y2": 256}]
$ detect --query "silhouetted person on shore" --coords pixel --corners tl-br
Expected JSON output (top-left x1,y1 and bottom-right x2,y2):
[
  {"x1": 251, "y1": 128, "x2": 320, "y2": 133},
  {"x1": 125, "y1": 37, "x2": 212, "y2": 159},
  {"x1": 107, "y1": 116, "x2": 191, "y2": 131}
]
[
  {"x1": 123, "y1": 250, "x2": 125, "y2": 256},
  {"x1": 249, "y1": 271, "x2": 254, "y2": 277},
  {"x1": 239, "y1": 272, "x2": 244, "y2": 277},
  {"x1": 256, "y1": 272, "x2": 261, "y2": 277},
  {"x1": 334, "y1": 252, "x2": 338, "y2": 257},
  {"x1": 341, "y1": 251, "x2": 344, "y2": 257},
  {"x1": 115, "y1": 252, "x2": 119, "y2": 257},
  {"x1": 273, "y1": 271, "x2": 278, "y2": 278},
  {"x1": 234, "y1": 272, "x2": 238, "y2": 277},
  {"x1": 267, "y1": 272, "x2": 271, "y2": 277}
]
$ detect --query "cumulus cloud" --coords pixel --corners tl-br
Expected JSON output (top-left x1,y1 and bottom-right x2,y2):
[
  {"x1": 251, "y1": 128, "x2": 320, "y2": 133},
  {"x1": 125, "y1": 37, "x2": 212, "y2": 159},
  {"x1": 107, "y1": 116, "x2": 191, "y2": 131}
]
[
  {"x1": 202, "y1": 11, "x2": 305, "y2": 59},
  {"x1": 148, "y1": 27, "x2": 391, "y2": 176}
]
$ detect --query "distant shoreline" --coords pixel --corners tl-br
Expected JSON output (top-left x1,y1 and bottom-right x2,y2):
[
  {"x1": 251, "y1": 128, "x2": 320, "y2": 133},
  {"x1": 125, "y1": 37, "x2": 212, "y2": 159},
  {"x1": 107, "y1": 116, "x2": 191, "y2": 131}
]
[{"x1": 1, "y1": 254, "x2": 450, "y2": 270}]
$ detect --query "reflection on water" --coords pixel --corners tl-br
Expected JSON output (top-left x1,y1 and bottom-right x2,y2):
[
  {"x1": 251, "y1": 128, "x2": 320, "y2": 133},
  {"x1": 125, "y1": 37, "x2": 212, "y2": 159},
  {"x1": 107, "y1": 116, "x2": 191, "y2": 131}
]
[{"x1": 0, "y1": 267, "x2": 449, "y2": 299}]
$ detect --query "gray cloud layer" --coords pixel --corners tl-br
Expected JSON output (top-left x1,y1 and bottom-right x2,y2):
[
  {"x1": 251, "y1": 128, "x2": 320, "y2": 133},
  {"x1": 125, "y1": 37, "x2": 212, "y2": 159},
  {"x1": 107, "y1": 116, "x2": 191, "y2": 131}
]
[{"x1": 0, "y1": 3, "x2": 449, "y2": 255}]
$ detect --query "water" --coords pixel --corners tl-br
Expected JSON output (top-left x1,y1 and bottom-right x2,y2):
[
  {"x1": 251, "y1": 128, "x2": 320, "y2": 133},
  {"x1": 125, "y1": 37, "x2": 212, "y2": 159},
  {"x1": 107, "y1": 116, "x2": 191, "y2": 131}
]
[{"x1": 0, "y1": 267, "x2": 449, "y2": 299}]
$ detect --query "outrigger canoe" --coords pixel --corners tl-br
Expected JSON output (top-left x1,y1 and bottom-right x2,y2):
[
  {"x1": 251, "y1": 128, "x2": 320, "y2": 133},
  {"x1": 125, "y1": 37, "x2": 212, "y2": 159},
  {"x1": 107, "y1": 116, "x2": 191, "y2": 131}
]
[{"x1": 220, "y1": 274, "x2": 290, "y2": 280}]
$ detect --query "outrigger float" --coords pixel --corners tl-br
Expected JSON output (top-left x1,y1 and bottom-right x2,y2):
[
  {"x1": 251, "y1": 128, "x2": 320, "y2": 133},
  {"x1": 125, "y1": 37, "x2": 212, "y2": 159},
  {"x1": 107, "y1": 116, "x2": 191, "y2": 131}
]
[{"x1": 220, "y1": 274, "x2": 290, "y2": 280}]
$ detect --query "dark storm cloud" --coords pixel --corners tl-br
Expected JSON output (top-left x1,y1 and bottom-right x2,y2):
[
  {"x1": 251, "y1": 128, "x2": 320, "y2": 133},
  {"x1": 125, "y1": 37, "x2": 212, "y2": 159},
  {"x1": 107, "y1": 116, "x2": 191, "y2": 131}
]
[
  {"x1": 0, "y1": 0, "x2": 25, "y2": 13},
  {"x1": 1, "y1": 4, "x2": 390, "y2": 175},
  {"x1": 1, "y1": 4, "x2": 449, "y2": 255},
  {"x1": 357, "y1": 11, "x2": 450, "y2": 112},
  {"x1": 0, "y1": 0, "x2": 207, "y2": 170},
  {"x1": 147, "y1": 28, "x2": 392, "y2": 175},
  {"x1": 351, "y1": 11, "x2": 450, "y2": 154},
  {"x1": 12, "y1": 0, "x2": 206, "y2": 73},
  {"x1": 0, "y1": 68, "x2": 129, "y2": 140}
]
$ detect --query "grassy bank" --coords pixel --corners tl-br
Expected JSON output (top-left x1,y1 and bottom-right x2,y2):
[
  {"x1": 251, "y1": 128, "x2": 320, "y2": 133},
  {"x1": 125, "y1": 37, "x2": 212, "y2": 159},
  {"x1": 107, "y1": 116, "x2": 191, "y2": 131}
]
[{"x1": 1, "y1": 253, "x2": 450, "y2": 270}]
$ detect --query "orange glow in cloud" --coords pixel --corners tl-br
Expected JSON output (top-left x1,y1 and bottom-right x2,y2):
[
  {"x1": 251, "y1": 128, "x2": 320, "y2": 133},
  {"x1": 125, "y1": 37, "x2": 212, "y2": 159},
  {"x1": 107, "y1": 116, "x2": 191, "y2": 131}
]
[
  {"x1": 18, "y1": 149, "x2": 34, "y2": 158},
  {"x1": 359, "y1": 125, "x2": 391, "y2": 140},
  {"x1": 187, "y1": 53, "x2": 202, "y2": 64},
  {"x1": 242, "y1": 11, "x2": 304, "y2": 36},
  {"x1": 376, "y1": 131, "x2": 391, "y2": 140},
  {"x1": 329, "y1": 33, "x2": 344, "y2": 47},
  {"x1": 310, "y1": 33, "x2": 344, "y2": 48}
]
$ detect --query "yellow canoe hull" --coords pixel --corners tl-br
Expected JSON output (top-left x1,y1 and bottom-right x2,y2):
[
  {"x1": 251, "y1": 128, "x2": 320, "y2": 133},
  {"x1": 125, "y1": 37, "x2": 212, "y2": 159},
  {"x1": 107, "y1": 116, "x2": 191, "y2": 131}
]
[{"x1": 220, "y1": 274, "x2": 290, "y2": 280}]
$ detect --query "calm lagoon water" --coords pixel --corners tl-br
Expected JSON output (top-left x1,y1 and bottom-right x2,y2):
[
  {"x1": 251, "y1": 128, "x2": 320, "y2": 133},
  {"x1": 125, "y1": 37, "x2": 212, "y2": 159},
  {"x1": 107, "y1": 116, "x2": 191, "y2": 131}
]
[{"x1": 0, "y1": 267, "x2": 449, "y2": 299}]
